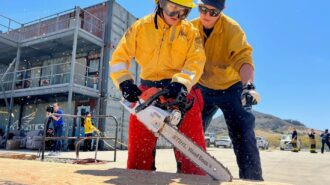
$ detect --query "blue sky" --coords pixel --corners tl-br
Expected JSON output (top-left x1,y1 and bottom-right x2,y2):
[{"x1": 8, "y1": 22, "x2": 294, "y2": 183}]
[{"x1": 0, "y1": 0, "x2": 329, "y2": 130}]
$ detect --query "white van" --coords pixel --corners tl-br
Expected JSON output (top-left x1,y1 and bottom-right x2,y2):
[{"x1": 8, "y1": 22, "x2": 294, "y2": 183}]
[
  {"x1": 205, "y1": 132, "x2": 216, "y2": 147},
  {"x1": 280, "y1": 134, "x2": 301, "y2": 151}
]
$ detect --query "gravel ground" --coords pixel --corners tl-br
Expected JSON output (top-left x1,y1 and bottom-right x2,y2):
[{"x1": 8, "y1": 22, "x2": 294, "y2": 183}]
[{"x1": 0, "y1": 148, "x2": 329, "y2": 185}]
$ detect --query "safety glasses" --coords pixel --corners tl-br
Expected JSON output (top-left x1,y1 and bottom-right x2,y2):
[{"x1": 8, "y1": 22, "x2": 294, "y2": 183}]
[
  {"x1": 198, "y1": 5, "x2": 221, "y2": 17},
  {"x1": 160, "y1": 0, "x2": 191, "y2": 19}
]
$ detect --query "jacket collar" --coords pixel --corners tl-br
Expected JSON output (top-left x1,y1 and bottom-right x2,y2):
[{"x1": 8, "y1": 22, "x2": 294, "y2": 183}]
[{"x1": 156, "y1": 14, "x2": 169, "y2": 29}]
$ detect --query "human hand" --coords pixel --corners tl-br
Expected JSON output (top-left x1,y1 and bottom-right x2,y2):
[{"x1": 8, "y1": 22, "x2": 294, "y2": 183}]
[
  {"x1": 164, "y1": 82, "x2": 187, "y2": 99},
  {"x1": 119, "y1": 80, "x2": 142, "y2": 102},
  {"x1": 241, "y1": 83, "x2": 260, "y2": 108}
]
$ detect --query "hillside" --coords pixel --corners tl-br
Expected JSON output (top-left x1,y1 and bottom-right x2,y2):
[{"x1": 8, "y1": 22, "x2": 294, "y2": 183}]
[
  {"x1": 206, "y1": 111, "x2": 309, "y2": 135},
  {"x1": 206, "y1": 111, "x2": 323, "y2": 148}
]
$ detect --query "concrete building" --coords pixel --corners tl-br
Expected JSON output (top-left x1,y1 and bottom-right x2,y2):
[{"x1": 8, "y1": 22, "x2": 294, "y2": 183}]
[{"x1": 0, "y1": 0, "x2": 152, "y2": 150}]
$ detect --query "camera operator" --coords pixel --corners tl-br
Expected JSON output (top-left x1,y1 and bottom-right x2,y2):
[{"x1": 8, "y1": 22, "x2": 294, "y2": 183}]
[{"x1": 47, "y1": 103, "x2": 64, "y2": 156}]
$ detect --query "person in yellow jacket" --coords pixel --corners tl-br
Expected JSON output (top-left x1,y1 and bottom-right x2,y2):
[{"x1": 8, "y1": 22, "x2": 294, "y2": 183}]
[
  {"x1": 191, "y1": 0, "x2": 263, "y2": 180},
  {"x1": 291, "y1": 127, "x2": 299, "y2": 152},
  {"x1": 308, "y1": 129, "x2": 317, "y2": 153},
  {"x1": 83, "y1": 112, "x2": 98, "y2": 151},
  {"x1": 110, "y1": 0, "x2": 206, "y2": 175}
]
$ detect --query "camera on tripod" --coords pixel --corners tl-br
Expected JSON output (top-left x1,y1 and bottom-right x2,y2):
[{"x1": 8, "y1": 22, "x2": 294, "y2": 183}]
[{"x1": 46, "y1": 105, "x2": 54, "y2": 113}]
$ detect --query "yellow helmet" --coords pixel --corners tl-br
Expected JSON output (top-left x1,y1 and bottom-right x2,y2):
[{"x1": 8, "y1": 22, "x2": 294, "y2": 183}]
[{"x1": 155, "y1": 0, "x2": 196, "y2": 8}]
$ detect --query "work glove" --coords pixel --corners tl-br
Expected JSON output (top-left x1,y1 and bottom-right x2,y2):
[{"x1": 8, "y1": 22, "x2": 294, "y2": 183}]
[
  {"x1": 119, "y1": 80, "x2": 142, "y2": 102},
  {"x1": 164, "y1": 82, "x2": 187, "y2": 99},
  {"x1": 241, "y1": 83, "x2": 260, "y2": 110}
]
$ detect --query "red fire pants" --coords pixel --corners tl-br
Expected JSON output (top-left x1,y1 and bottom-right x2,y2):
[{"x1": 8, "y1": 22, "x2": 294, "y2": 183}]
[{"x1": 127, "y1": 86, "x2": 206, "y2": 175}]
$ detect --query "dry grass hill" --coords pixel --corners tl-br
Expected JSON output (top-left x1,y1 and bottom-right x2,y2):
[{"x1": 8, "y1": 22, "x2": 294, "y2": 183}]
[{"x1": 206, "y1": 111, "x2": 322, "y2": 149}]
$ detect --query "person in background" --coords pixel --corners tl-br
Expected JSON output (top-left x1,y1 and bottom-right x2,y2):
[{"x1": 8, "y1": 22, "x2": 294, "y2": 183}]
[
  {"x1": 45, "y1": 128, "x2": 54, "y2": 150},
  {"x1": 291, "y1": 128, "x2": 299, "y2": 152},
  {"x1": 308, "y1": 129, "x2": 317, "y2": 153},
  {"x1": 47, "y1": 103, "x2": 64, "y2": 156},
  {"x1": 320, "y1": 129, "x2": 330, "y2": 154},
  {"x1": 0, "y1": 129, "x2": 4, "y2": 140},
  {"x1": 0, "y1": 129, "x2": 4, "y2": 148},
  {"x1": 191, "y1": 0, "x2": 262, "y2": 180},
  {"x1": 110, "y1": 0, "x2": 206, "y2": 175},
  {"x1": 83, "y1": 112, "x2": 99, "y2": 151}
]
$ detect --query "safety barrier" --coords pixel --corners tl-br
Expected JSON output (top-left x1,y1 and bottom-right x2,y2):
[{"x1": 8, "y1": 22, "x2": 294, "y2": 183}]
[{"x1": 40, "y1": 113, "x2": 121, "y2": 162}]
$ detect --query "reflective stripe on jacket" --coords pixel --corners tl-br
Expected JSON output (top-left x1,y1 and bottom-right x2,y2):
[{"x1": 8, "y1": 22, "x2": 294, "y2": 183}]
[
  {"x1": 110, "y1": 14, "x2": 206, "y2": 91},
  {"x1": 192, "y1": 13, "x2": 253, "y2": 90}
]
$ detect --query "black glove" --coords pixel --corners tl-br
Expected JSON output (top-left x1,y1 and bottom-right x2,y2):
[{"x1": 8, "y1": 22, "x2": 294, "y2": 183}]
[
  {"x1": 241, "y1": 83, "x2": 260, "y2": 109},
  {"x1": 119, "y1": 80, "x2": 142, "y2": 102},
  {"x1": 164, "y1": 82, "x2": 187, "y2": 99}
]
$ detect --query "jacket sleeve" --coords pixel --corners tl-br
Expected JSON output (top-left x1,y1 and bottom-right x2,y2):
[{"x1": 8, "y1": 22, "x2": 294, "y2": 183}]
[
  {"x1": 109, "y1": 22, "x2": 138, "y2": 89},
  {"x1": 228, "y1": 25, "x2": 254, "y2": 72},
  {"x1": 172, "y1": 28, "x2": 206, "y2": 91}
]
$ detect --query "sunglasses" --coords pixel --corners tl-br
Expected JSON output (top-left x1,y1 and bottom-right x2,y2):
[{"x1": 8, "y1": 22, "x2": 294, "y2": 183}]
[
  {"x1": 160, "y1": 0, "x2": 191, "y2": 19},
  {"x1": 198, "y1": 5, "x2": 221, "y2": 17}
]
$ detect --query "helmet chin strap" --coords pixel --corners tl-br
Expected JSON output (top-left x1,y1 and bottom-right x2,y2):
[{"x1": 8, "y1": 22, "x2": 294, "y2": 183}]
[{"x1": 154, "y1": 4, "x2": 162, "y2": 29}]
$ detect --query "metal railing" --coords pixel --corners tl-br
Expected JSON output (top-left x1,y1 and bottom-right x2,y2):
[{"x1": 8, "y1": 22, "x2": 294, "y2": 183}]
[
  {"x1": 74, "y1": 62, "x2": 99, "y2": 89},
  {"x1": 1, "y1": 6, "x2": 105, "y2": 42},
  {"x1": 0, "y1": 14, "x2": 22, "y2": 42},
  {"x1": 40, "y1": 113, "x2": 119, "y2": 162},
  {"x1": 20, "y1": 7, "x2": 104, "y2": 41},
  {"x1": 0, "y1": 61, "x2": 99, "y2": 91},
  {"x1": 80, "y1": 8, "x2": 104, "y2": 39},
  {"x1": 20, "y1": 8, "x2": 76, "y2": 40}
]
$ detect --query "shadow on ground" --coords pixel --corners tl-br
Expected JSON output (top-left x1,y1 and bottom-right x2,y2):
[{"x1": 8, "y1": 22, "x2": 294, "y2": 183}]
[
  {"x1": 0, "y1": 179, "x2": 27, "y2": 185},
  {"x1": 75, "y1": 168, "x2": 222, "y2": 185}
]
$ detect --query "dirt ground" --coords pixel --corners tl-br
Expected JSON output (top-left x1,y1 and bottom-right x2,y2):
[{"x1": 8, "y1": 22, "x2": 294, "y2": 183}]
[{"x1": 0, "y1": 148, "x2": 329, "y2": 185}]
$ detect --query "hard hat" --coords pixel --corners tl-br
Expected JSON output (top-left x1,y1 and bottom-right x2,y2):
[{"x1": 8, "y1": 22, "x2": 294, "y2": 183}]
[{"x1": 155, "y1": 0, "x2": 196, "y2": 8}]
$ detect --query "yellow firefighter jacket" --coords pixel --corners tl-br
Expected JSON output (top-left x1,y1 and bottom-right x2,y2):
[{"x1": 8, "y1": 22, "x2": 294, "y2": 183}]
[
  {"x1": 192, "y1": 13, "x2": 254, "y2": 90},
  {"x1": 84, "y1": 117, "x2": 94, "y2": 134},
  {"x1": 110, "y1": 14, "x2": 205, "y2": 91}
]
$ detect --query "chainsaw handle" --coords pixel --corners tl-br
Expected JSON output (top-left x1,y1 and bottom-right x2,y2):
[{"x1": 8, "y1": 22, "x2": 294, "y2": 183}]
[
  {"x1": 136, "y1": 88, "x2": 194, "y2": 115},
  {"x1": 135, "y1": 89, "x2": 169, "y2": 113}
]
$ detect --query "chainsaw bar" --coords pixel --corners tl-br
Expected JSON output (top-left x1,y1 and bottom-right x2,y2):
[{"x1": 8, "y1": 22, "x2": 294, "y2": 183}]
[
  {"x1": 159, "y1": 123, "x2": 232, "y2": 181},
  {"x1": 120, "y1": 99, "x2": 232, "y2": 181}
]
